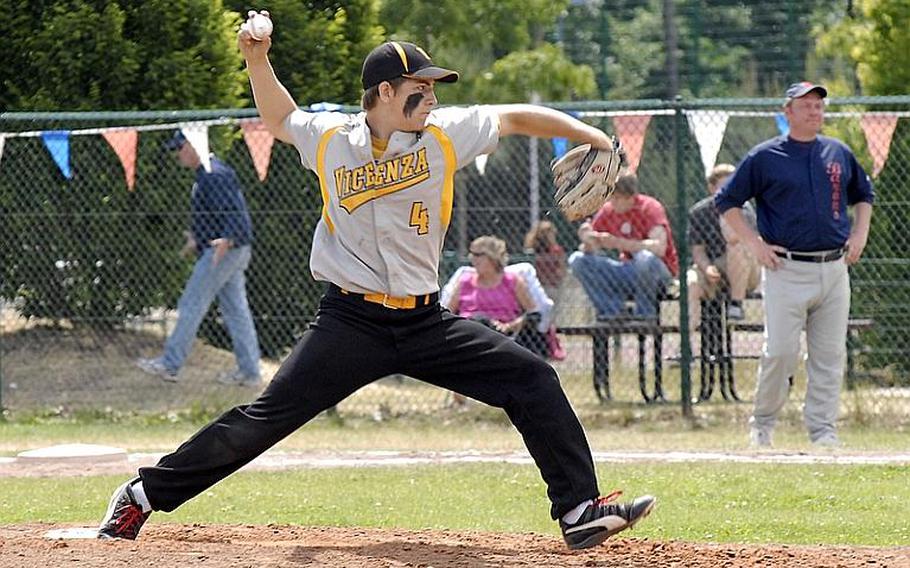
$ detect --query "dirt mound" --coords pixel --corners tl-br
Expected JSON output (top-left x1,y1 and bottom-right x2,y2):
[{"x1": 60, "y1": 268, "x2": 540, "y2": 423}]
[{"x1": 2, "y1": 524, "x2": 907, "y2": 568}]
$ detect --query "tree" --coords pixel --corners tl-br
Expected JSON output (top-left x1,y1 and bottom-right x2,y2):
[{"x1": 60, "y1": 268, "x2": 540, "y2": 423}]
[
  {"x1": 815, "y1": 0, "x2": 910, "y2": 96},
  {"x1": 378, "y1": 0, "x2": 594, "y2": 104},
  {"x1": 815, "y1": 0, "x2": 910, "y2": 381},
  {"x1": 474, "y1": 44, "x2": 597, "y2": 103},
  {"x1": 0, "y1": 0, "x2": 245, "y2": 110},
  {"x1": 224, "y1": 0, "x2": 384, "y2": 106}
]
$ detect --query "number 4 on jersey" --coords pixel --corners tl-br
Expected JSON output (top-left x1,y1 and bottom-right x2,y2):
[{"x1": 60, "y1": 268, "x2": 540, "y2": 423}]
[{"x1": 409, "y1": 201, "x2": 429, "y2": 235}]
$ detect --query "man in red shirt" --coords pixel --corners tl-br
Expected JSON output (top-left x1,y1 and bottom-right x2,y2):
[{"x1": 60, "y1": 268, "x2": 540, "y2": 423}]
[{"x1": 568, "y1": 174, "x2": 678, "y2": 319}]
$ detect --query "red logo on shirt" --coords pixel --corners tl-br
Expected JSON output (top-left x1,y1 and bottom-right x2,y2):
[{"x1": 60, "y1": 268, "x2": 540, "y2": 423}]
[{"x1": 826, "y1": 162, "x2": 842, "y2": 220}]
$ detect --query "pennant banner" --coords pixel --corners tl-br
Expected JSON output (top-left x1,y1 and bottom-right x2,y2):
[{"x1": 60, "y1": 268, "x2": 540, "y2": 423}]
[
  {"x1": 611, "y1": 115, "x2": 651, "y2": 174},
  {"x1": 41, "y1": 131, "x2": 73, "y2": 179},
  {"x1": 241, "y1": 120, "x2": 275, "y2": 182},
  {"x1": 309, "y1": 102, "x2": 342, "y2": 112},
  {"x1": 0, "y1": 134, "x2": 5, "y2": 168},
  {"x1": 474, "y1": 153, "x2": 488, "y2": 176},
  {"x1": 686, "y1": 111, "x2": 729, "y2": 178},
  {"x1": 102, "y1": 129, "x2": 138, "y2": 191},
  {"x1": 774, "y1": 113, "x2": 790, "y2": 137},
  {"x1": 860, "y1": 114, "x2": 899, "y2": 177},
  {"x1": 551, "y1": 137, "x2": 568, "y2": 161},
  {"x1": 181, "y1": 125, "x2": 211, "y2": 172}
]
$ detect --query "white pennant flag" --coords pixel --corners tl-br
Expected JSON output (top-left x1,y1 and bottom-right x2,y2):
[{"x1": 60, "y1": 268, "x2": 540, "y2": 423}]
[
  {"x1": 0, "y1": 134, "x2": 5, "y2": 168},
  {"x1": 181, "y1": 124, "x2": 212, "y2": 173},
  {"x1": 687, "y1": 111, "x2": 729, "y2": 178},
  {"x1": 474, "y1": 153, "x2": 489, "y2": 176}
]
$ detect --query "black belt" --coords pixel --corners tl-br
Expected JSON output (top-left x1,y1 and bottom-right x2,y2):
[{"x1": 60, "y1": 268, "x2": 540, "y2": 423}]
[
  {"x1": 331, "y1": 284, "x2": 438, "y2": 309},
  {"x1": 774, "y1": 249, "x2": 845, "y2": 263}
]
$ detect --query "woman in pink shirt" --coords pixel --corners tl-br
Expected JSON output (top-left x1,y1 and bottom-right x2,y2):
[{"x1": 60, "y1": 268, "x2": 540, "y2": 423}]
[
  {"x1": 446, "y1": 236, "x2": 548, "y2": 354},
  {"x1": 444, "y1": 236, "x2": 549, "y2": 407}
]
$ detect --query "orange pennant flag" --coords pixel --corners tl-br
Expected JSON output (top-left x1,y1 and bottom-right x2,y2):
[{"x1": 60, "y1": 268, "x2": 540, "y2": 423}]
[
  {"x1": 241, "y1": 120, "x2": 275, "y2": 182},
  {"x1": 102, "y1": 129, "x2": 138, "y2": 191},
  {"x1": 860, "y1": 114, "x2": 898, "y2": 177},
  {"x1": 611, "y1": 115, "x2": 651, "y2": 175}
]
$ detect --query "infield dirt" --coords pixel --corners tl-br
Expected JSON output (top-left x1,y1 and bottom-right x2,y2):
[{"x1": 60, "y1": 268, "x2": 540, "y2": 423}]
[{"x1": 2, "y1": 524, "x2": 909, "y2": 568}]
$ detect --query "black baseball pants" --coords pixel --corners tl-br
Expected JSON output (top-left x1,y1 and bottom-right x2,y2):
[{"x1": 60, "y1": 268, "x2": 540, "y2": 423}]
[{"x1": 140, "y1": 285, "x2": 600, "y2": 519}]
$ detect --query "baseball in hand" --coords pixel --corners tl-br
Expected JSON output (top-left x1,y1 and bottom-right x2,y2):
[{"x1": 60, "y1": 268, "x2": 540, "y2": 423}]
[{"x1": 245, "y1": 13, "x2": 273, "y2": 41}]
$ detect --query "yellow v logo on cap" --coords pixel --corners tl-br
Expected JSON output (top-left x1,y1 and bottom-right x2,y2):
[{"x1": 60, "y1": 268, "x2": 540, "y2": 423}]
[{"x1": 390, "y1": 41, "x2": 409, "y2": 72}]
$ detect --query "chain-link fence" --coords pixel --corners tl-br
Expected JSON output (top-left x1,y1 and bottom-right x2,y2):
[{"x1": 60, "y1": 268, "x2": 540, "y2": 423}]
[{"x1": 2, "y1": 97, "x2": 909, "y2": 426}]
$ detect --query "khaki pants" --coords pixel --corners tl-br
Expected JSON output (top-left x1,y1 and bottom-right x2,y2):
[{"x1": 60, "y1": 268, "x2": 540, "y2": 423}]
[
  {"x1": 750, "y1": 256, "x2": 850, "y2": 442},
  {"x1": 686, "y1": 244, "x2": 761, "y2": 331}
]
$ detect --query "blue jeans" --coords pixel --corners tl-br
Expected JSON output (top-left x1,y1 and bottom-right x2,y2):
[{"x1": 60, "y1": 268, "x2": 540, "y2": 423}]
[
  {"x1": 568, "y1": 250, "x2": 671, "y2": 318},
  {"x1": 161, "y1": 245, "x2": 260, "y2": 377}
]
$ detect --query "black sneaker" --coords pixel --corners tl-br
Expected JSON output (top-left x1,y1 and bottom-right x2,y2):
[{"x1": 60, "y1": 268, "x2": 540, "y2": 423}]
[
  {"x1": 560, "y1": 491, "x2": 656, "y2": 550},
  {"x1": 98, "y1": 478, "x2": 151, "y2": 540}
]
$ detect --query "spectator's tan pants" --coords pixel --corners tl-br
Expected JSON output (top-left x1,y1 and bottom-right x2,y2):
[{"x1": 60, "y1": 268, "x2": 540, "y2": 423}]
[{"x1": 750, "y1": 256, "x2": 850, "y2": 441}]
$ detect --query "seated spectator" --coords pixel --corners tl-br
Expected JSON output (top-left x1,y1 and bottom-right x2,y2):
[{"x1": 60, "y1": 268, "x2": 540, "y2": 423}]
[
  {"x1": 687, "y1": 164, "x2": 761, "y2": 329},
  {"x1": 443, "y1": 236, "x2": 550, "y2": 359},
  {"x1": 523, "y1": 220, "x2": 567, "y2": 300},
  {"x1": 568, "y1": 174, "x2": 679, "y2": 319}
]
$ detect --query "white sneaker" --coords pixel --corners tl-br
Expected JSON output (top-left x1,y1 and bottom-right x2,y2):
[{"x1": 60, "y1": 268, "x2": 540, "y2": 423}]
[
  {"x1": 136, "y1": 357, "x2": 179, "y2": 382},
  {"x1": 727, "y1": 304, "x2": 745, "y2": 321},
  {"x1": 216, "y1": 369, "x2": 262, "y2": 388},
  {"x1": 812, "y1": 433, "x2": 842, "y2": 448},
  {"x1": 749, "y1": 428, "x2": 772, "y2": 448}
]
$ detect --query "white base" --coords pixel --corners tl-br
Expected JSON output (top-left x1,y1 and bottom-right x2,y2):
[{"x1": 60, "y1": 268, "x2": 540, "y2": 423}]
[
  {"x1": 17, "y1": 444, "x2": 127, "y2": 464},
  {"x1": 45, "y1": 527, "x2": 100, "y2": 540}
]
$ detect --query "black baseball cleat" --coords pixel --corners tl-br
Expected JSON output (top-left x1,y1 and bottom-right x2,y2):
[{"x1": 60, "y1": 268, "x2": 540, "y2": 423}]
[
  {"x1": 560, "y1": 491, "x2": 656, "y2": 550},
  {"x1": 98, "y1": 478, "x2": 151, "y2": 540}
]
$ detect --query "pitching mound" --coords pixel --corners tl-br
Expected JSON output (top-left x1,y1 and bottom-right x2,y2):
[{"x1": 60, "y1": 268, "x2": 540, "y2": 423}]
[{"x1": 2, "y1": 524, "x2": 908, "y2": 567}]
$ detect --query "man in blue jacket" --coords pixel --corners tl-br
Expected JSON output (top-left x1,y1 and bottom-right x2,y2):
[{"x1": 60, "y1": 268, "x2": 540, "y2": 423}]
[
  {"x1": 715, "y1": 83, "x2": 874, "y2": 448},
  {"x1": 137, "y1": 130, "x2": 261, "y2": 387}
]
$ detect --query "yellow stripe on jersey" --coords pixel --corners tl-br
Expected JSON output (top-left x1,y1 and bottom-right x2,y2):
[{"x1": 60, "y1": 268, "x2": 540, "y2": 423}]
[
  {"x1": 316, "y1": 126, "x2": 343, "y2": 234},
  {"x1": 425, "y1": 125, "x2": 456, "y2": 230},
  {"x1": 339, "y1": 171, "x2": 431, "y2": 213},
  {"x1": 390, "y1": 42, "x2": 409, "y2": 71}
]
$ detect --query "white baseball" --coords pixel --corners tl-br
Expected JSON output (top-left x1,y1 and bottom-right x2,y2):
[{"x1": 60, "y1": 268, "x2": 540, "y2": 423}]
[{"x1": 247, "y1": 13, "x2": 273, "y2": 41}]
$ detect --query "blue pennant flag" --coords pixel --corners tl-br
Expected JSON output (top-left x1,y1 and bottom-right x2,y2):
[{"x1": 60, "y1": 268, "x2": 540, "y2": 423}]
[
  {"x1": 552, "y1": 137, "x2": 568, "y2": 161},
  {"x1": 309, "y1": 102, "x2": 342, "y2": 112},
  {"x1": 41, "y1": 131, "x2": 73, "y2": 179},
  {"x1": 774, "y1": 113, "x2": 790, "y2": 137}
]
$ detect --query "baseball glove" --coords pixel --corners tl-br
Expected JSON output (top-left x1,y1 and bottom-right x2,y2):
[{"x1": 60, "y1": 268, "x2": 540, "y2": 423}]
[{"x1": 551, "y1": 137, "x2": 625, "y2": 221}]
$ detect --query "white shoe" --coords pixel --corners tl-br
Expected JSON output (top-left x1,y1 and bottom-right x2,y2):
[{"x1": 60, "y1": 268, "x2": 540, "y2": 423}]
[
  {"x1": 136, "y1": 357, "x2": 178, "y2": 382},
  {"x1": 216, "y1": 369, "x2": 262, "y2": 388},
  {"x1": 749, "y1": 428, "x2": 772, "y2": 448}
]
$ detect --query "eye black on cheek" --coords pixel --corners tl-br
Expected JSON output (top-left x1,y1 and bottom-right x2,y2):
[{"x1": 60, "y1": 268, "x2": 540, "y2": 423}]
[{"x1": 403, "y1": 92, "x2": 424, "y2": 117}]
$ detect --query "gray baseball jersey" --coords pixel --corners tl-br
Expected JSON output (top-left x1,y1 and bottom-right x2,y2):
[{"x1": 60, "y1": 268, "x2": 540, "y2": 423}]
[{"x1": 285, "y1": 106, "x2": 500, "y2": 297}]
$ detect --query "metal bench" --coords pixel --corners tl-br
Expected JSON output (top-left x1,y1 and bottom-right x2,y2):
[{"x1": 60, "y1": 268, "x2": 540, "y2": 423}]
[
  {"x1": 558, "y1": 317, "x2": 679, "y2": 404},
  {"x1": 697, "y1": 314, "x2": 874, "y2": 401}
]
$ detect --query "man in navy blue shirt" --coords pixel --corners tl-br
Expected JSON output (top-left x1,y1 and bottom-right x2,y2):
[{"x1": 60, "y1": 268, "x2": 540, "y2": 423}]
[
  {"x1": 137, "y1": 130, "x2": 261, "y2": 387},
  {"x1": 715, "y1": 82, "x2": 874, "y2": 448}
]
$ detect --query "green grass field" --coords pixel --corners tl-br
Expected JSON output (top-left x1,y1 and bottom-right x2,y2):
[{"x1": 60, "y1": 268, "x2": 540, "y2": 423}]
[{"x1": 1, "y1": 462, "x2": 907, "y2": 546}]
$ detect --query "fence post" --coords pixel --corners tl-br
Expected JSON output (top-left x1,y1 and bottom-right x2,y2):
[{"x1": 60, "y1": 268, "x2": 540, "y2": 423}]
[{"x1": 673, "y1": 96, "x2": 693, "y2": 417}]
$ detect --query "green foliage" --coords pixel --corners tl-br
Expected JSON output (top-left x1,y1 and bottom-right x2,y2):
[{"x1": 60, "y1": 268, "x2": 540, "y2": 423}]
[
  {"x1": 0, "y1": 130, "x2": 189, "y2": 327},
  {"x1": 560, "y1": 0, "x2": 837, "y2": 99},
  {"x1": 225, "y1": 0, "x2": 384, "y2": 106},
  {"x1": 815, "y1": 2, "x2": 910, "y2": 377},
  {"x1": 473, "y1": 44, "x2": 597, "y2": 103},
  {"x1": 815, "y1": 0, "x2": 910, "y2": 96},
  {"x1": 378, "y1": 0, "x2": 594, "y2": 104},
  {"x1": 1, "y1": 0, "x2": 246, "y2": 111}
]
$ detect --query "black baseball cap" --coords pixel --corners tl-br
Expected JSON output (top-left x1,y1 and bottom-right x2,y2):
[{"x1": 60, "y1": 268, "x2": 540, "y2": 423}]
[
  {"x1": 361, "y1": 41, "x2": 459, "y2": 90},
  {"x1": 785, "y1": 82, "x2": 828, "y2": 101},
  {"x1": 163, "y1": 130, "x2": 187, "y2": 151}
]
